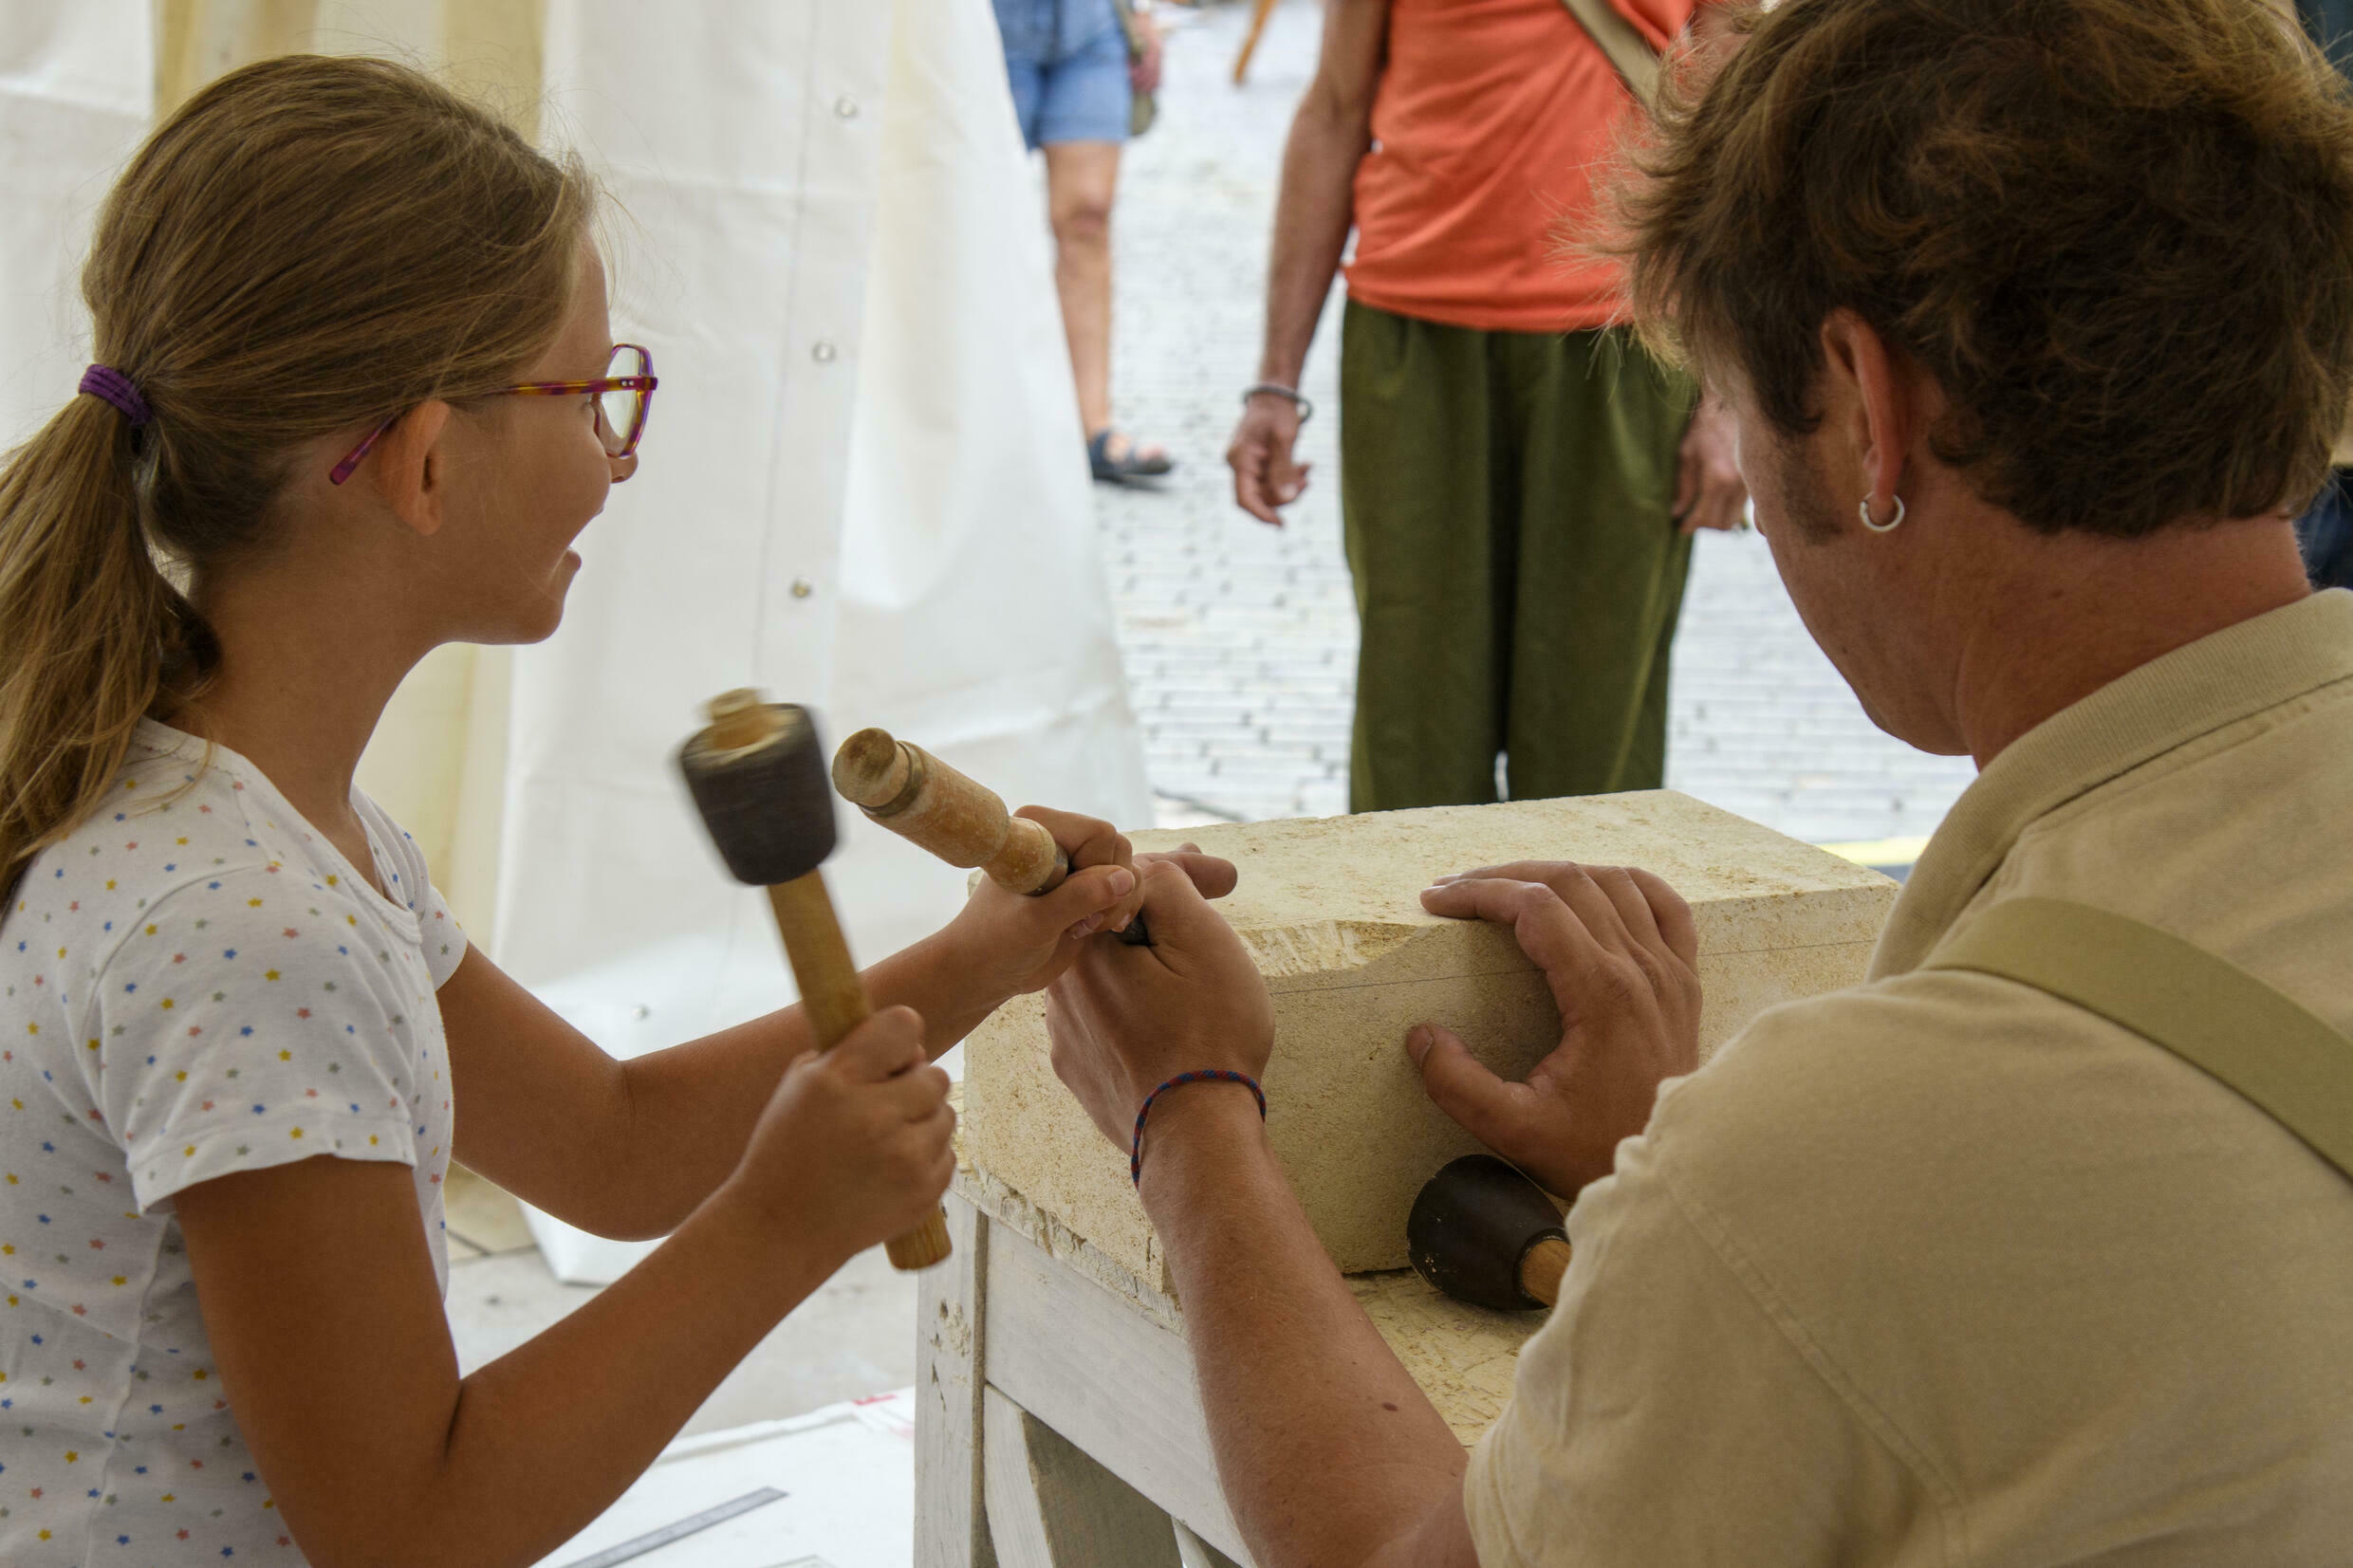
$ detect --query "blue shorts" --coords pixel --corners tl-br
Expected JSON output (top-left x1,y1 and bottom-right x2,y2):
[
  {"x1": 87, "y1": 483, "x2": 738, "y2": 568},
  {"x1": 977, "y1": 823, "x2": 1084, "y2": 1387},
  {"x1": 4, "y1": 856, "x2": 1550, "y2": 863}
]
[{"x1": 995, "y1": 0, "x2": 1132, "y2": 151}]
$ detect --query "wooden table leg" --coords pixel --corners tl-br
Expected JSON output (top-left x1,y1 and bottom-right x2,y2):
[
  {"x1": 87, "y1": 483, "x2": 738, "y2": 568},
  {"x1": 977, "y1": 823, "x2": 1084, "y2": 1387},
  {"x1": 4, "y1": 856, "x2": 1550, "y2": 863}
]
[
  {"x1": 984, "y1": 1388, "x2": 1184, "y2": 1568},
  {"x1": 977, "y1": 1195, "x2": 1257, "y2": 1564},
  {"x1": 1232, "y1": 0, "x2": 1283, "y2": 84},
  {"x1": 917, "y1": 1193, "x2": 994, "y2": 1568}
]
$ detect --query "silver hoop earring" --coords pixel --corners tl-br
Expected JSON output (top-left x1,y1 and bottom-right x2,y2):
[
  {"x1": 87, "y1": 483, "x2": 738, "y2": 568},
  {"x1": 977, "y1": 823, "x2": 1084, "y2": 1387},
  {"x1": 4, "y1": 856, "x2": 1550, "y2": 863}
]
[{"x1": 1860, "y1": 494, "x2": 1907, "y2": 534}]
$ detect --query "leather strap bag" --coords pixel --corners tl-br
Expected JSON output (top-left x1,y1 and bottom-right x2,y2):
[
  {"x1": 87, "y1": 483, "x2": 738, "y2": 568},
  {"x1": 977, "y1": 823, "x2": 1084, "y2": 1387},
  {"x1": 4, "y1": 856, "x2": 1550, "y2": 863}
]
[
  {"x1": 1562, "y1": 0, "x2": 1664, "y2": 106},
  {"x1": 1923, "y1": 897, "x2": 2353, "y2": 1182}
]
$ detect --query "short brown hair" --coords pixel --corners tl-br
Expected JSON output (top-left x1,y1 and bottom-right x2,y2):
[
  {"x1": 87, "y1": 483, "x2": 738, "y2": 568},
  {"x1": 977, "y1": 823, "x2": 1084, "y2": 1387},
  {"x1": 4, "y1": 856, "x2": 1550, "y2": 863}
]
[
  {"x1": 1623, "y1": 0, "x2": 2353, "y2": 538},
  {"x1": 0, "y1": 55, "x2": 594, "y2": 899}
]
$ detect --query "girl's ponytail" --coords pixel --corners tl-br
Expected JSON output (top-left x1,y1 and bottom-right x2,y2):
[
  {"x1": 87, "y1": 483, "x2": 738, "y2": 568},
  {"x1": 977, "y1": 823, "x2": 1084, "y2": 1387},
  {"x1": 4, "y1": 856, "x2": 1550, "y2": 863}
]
[
  {"x1": 0, "y1": 392, "x2": 198, "y2": 902},
  {"x1": 0, "y1": 53, "x2": 593, "y2": 905}
]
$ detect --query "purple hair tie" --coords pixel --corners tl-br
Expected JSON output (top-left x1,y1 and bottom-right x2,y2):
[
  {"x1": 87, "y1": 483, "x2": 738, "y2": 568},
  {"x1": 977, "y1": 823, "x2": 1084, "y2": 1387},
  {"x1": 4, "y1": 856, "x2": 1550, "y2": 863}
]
[{"x1": 79, "y1": 364, "x2": 152, "y2": 427}]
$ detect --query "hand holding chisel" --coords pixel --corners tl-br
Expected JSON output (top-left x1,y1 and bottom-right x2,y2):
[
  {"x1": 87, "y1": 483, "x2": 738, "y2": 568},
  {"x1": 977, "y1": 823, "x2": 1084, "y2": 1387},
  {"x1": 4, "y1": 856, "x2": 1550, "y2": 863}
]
[{"x1": 832, "y1": 728, "x2": 1153, "y2": 946}]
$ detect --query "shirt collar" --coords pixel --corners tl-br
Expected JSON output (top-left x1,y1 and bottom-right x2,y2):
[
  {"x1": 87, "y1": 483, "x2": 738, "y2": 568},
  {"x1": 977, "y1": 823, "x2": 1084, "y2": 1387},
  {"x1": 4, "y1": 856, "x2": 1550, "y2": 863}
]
[{"x1": 1870, "y1": 588, "x2": 2353, "y2": 977}]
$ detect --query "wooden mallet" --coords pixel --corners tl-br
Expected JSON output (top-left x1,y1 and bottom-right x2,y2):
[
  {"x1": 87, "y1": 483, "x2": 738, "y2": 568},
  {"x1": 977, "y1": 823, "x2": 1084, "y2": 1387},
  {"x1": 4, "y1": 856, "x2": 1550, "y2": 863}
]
[
  {"x1": 1406, "y1": 1154, "x2": 1571, "y2": 1311},
  {"x1": 676, "y1": 690, "x2": 953, "y2": 1272},
  {"x1": 831, "y1": 727, "x2": 1151, "y2": 946}
]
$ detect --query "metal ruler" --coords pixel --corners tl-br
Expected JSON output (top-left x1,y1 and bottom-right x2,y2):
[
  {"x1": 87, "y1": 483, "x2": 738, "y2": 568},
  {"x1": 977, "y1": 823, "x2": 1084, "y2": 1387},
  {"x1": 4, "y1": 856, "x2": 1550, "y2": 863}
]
[{"x1": 554, "y1": 1486, "x2": 789, "y2": 1568}]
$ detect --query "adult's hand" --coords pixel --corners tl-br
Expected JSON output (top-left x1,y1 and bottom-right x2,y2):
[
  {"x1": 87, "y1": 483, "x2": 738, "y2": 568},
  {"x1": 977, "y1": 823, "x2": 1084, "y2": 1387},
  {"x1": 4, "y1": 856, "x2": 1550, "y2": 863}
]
[
  {"x1": 936, "y1": 809, "x2": 1237, "y2": 1001},
  {"x1": 1045, "y1": 858, "x2": 1274, "y2": 1153},
  {"x1": 1228, "y1": 390, "x2": 1311, "y2": 526},
  {"x1": 1673, "y1": 390, "x2": 1750, "y2": 536},
  {"x1": 1409, "y1": 861, "x2": 1702, "y2": 1196},
  {"x1": 1055, "y1": 850, "x2": 1481, "y2": 1568}
]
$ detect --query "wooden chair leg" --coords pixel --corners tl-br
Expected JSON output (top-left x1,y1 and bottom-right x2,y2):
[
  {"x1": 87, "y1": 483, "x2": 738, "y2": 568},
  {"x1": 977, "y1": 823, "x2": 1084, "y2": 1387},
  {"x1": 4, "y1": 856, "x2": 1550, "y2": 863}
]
[{"x1": 1232, "y1": 0, "x2": 1283, "y2": 85}]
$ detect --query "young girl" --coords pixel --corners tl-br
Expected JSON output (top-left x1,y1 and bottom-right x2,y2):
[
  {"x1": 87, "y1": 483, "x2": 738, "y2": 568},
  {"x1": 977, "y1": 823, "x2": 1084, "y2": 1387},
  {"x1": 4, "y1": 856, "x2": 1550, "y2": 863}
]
[{"x1": 0, "y1": 54, "x2": 1194, "y2": 1567}]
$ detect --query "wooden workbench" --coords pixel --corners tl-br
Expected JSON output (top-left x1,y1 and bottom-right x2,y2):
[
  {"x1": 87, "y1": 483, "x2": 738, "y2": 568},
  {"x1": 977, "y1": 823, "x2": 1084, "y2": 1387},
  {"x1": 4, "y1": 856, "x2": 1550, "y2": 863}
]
[{"x1": 914, "y1": 1158, "x2": 1543, "y2": 1568}]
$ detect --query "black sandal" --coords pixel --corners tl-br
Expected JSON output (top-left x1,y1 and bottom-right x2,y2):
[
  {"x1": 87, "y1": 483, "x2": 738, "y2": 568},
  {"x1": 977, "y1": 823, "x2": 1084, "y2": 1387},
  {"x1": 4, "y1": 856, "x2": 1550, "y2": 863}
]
[{"x1": 1088, "y1": 427, "x2": 1176, "y2": 485}]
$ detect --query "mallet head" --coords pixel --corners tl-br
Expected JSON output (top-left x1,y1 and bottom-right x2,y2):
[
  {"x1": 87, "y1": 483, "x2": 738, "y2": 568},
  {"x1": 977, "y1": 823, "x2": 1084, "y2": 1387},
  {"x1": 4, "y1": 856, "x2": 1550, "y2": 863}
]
[
  {"x1": 1407, "y1": 1154, "x2": 1567, "y2": 1312},
  {"x1": 678, "y1": 690, "x2": 838, "y2": 886}
]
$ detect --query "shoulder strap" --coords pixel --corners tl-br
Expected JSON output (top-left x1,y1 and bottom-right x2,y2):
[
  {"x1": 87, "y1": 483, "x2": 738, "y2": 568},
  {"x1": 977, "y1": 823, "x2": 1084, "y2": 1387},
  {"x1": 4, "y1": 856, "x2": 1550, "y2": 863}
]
[
  {"x1": 1561, "y1": 0, "x2": 1663, "y2": 106},
  {"x1": 1923, "y1": 897, "x2": 2353, "y2": 1182}
]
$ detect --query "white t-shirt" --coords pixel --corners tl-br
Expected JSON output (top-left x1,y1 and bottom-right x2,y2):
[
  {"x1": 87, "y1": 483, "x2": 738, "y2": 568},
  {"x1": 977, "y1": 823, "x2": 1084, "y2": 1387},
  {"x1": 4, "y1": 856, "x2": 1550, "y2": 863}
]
[{"x1": 1, "y1": 720, "x2": 465, "y2": 1566}]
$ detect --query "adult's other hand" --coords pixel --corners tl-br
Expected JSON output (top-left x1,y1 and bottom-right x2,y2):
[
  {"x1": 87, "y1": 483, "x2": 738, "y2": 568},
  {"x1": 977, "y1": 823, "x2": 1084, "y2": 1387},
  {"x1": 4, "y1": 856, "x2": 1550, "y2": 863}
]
[
  {"x1": 1409, "y1": 861, "x2": 1701, "y2": 1196},
  {"x1": 1228, "y1": 390, "x2": 1311, "y2": 526},
  {"x1": 1046, "y1": 858, "x2": 1273, "y2": 1153}
]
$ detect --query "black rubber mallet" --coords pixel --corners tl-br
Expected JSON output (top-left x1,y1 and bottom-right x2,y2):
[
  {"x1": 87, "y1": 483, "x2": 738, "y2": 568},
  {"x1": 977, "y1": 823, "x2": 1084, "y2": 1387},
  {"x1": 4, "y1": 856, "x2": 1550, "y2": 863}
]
[
  {"x1": 677, "y1": 689, "x2": 952, "y2": 1272},
  {"x1": 1406, "y1": 1154, "x2": 1571, "y2": 1311}
]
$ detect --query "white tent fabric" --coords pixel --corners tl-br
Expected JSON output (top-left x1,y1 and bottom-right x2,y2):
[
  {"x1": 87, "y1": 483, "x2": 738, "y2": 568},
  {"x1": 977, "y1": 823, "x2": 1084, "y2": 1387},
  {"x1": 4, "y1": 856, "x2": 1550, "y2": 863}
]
[
  {"x1": 512, "y1": 0, "x2": 1148, "y2": 1042},
  {"x1": 1, "y1": 0, "x2": 1150, "y2": 1282},
  {"x1": 0, "y1": 4, "x2": 150, "y2": 446},
  {"x1": 513, "y1": 0, "x2": 1150, "y2": 1276}
]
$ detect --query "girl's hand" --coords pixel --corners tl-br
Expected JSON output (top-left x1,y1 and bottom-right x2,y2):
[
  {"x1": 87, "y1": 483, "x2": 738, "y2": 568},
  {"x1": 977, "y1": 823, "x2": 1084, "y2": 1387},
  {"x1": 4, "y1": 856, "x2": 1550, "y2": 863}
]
[
  {"x1": 721, "y1": 1005, "x2": 955, "y2": 1264},
  {"x1": 936, "y1": 806, "x2": 1238, "y2": 1001}
]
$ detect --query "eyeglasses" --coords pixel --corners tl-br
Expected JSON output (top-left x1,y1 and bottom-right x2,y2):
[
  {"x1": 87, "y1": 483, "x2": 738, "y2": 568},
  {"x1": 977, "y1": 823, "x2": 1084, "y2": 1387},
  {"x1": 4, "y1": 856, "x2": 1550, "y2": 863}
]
[{"x1": 327, "y1": 342, "x2": 658, "y2": 486}]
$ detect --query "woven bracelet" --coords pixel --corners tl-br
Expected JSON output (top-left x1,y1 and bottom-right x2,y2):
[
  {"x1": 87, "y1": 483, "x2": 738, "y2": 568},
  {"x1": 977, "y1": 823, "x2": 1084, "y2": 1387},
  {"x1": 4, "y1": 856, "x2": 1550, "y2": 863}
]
[{"x1": 1130, "y1": 1069, "x2": 1267, "y2": 1186}]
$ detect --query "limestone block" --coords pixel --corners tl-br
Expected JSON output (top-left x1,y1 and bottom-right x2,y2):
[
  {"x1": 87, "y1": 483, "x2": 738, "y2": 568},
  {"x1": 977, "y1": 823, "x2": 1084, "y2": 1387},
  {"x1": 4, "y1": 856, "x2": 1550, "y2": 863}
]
[{"x1": 963, "y1": 791, "x2": 1898, "y2": 1291}]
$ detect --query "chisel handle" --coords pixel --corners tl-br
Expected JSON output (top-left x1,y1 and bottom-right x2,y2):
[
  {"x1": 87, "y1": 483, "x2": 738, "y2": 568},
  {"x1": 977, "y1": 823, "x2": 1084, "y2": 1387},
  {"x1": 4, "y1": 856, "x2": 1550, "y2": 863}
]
[
  {"x1": 833, "y1": 727, "x2": 1151, "y2": 945},
  {"x1": 833, "y1": 728, "x2": 1066, "y2": 893}
]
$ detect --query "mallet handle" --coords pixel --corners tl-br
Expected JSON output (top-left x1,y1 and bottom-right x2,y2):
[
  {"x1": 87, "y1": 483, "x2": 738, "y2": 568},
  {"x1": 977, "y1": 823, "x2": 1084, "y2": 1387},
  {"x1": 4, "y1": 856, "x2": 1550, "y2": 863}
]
[
  {"x1": 767, "y1": 870, "x2": 953, "y2": 1272},
  {"x1": 766, "y1": 872, "x2": 871, "y2": 1048},
  {"x1": 1519, "y1": 1236, "x2": 1571, "y2": 1309}
]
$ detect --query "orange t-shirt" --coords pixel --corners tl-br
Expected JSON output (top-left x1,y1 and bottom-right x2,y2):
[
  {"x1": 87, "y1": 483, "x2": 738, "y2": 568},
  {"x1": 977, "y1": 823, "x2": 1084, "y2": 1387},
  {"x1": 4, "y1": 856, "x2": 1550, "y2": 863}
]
[{"x1": 1344, "y1": 0, "x2": 1700, "y2": 335}]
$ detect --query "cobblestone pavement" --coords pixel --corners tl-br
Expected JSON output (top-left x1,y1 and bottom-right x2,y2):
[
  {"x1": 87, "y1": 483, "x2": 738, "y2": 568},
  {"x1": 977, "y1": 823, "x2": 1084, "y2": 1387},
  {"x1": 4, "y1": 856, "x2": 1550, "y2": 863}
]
[{"x1": 1097, "y1": 0, "x2": 1977, "y2": 848}]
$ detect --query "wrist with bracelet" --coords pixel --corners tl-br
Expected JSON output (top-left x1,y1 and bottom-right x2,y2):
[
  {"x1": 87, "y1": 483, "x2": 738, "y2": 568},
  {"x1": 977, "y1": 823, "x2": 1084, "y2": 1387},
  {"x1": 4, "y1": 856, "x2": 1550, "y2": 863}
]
[
  {"x1": 1242, "y1": 382, "x2": 1314, "y2": 425},
  {"x1": 1131, "y1": 1069, "x2": 1268, "y2": 1186}
]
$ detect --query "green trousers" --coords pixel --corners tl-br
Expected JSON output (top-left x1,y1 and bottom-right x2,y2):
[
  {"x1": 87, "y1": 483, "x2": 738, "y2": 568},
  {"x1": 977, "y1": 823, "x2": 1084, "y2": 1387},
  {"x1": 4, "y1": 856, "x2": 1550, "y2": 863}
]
[{"x1": 1339, "y1": 300, "x2": 1695, "y2": 812}]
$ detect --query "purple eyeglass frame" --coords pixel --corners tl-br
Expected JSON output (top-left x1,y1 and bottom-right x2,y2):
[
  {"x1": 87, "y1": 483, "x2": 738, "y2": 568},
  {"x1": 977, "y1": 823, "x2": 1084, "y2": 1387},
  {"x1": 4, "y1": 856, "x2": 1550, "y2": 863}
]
[{"x1": 327, "y1": 343, "x2": 658, "y2": 486}]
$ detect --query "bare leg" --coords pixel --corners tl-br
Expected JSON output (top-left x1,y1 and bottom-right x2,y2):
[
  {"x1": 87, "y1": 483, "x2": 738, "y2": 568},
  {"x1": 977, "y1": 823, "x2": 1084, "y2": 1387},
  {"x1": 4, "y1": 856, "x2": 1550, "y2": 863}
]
[{"x1": 1044, "y1": 139, "x2": 1165, "y2": 465}]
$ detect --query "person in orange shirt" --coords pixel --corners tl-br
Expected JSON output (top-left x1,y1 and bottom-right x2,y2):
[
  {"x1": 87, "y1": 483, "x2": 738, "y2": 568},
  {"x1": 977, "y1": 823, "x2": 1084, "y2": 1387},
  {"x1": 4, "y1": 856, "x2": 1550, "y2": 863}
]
[{"x1": 1227, "y1": 0, "x2": 1746, "y2": 812}]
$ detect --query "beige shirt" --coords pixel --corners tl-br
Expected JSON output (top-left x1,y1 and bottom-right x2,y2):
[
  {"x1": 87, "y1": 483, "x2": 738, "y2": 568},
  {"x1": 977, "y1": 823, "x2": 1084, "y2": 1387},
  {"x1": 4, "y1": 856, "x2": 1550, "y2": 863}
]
[{"x1": 1466, "y1": 590, "x2": 2353, "y2": 1565}]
